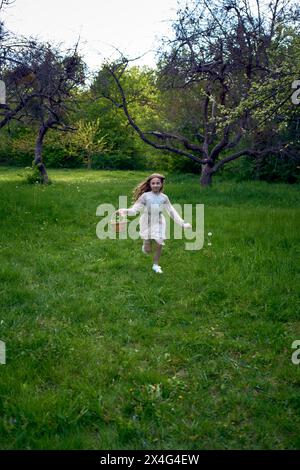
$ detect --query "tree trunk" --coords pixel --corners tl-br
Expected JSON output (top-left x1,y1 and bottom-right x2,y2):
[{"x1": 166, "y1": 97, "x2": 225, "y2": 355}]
[
  {"x1": 34, "y1": 124, "x2": 49, "y2": 184},
  {"x1": 200, "y1": 163, "x2": 213, "y2": 186},
  {"x1": 87, "y1": 153, "x2": 92, "y2": 170}
]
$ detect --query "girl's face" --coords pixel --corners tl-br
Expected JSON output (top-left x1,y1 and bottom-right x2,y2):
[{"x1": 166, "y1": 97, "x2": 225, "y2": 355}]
[{"x1": 150, "y1": 177, "x2": 163, "y2": 193}]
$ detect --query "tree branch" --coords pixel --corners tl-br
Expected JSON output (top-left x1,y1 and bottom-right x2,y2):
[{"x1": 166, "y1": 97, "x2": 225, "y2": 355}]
[{"x1": 104, "y1": 63, "x2": 210, "y2": 165}]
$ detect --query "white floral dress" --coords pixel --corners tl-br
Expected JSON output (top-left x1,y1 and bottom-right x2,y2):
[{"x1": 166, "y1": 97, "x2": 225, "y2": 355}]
[{"x1": 125, "y1": 191, "x2": 185, "y2": 245}]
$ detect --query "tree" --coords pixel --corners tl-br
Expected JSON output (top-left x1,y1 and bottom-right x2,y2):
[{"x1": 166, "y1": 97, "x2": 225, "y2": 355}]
[
  {"x1": 1, "y1": 40, "x2": 86, "y2": 183},
  {"x1": 100, "y1": 0, "x2": 300, "y2": 186},
  {"x1": 70, "y1": 118, "x2": 111, "y2": 169},
  {"x1": 1, "y1": 0, "x2": 86, "y2": 182}
]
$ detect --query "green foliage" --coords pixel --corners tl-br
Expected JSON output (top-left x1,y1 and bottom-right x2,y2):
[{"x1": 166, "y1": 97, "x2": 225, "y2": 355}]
[
  {"x1": 17, "y1": 164, "x2": 45, "y2": 185},
  {"x1": 90, "y1": 65, "x2": 162, "y2": 164},
  {"x1": 24, "y1": 165, "x2": 43, "y2": 184},
  {"x1": 0, "y1": 124, "x2": 34, "y2": 166},
  {"x1": 91, "y1": 152, "x2": 146, "y2": 171},
  {"x1": 217, "y1": 151, "x2": 300, "y2": 184},
  {"x1": 69, "y1": 118, "x2": 111, "y2": 169}
]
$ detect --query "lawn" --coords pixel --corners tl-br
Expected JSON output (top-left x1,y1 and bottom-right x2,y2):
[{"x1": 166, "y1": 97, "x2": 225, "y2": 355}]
[{"x1": 0, "y1": 166, "x2": 299, "y2": 450}]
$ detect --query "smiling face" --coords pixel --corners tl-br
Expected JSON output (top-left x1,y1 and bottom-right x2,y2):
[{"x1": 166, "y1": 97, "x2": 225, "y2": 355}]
[{"x1": 150, "y1": 177, "x2": 163, "y2": 193}]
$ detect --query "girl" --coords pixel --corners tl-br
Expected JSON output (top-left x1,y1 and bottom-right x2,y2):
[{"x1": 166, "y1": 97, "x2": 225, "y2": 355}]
[{"x1": 116, "y1": 173, "x2": 192, "y2": 274}]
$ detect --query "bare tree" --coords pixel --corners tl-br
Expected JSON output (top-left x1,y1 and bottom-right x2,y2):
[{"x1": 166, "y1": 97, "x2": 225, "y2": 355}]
[
  {"x1": 100, "y1": 0, "x2": 300, "y2": 185},
  {"x1": 1, "y1": 1, "x2": 86, "y2": 186},
  {"x1": 0, "y1": 0, "x2": 15, "y2": 11},
  {"x1": 1, "y1": 40, "x2": 86, "y2": 183}
]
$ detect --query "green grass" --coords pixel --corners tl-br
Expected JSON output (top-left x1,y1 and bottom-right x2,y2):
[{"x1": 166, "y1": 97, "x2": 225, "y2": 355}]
[{"x1": 0, "y1": 166, "x2": 299, "y2": 450}]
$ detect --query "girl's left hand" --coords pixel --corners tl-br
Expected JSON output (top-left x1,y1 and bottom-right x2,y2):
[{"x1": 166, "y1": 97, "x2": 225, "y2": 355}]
[{"x1": 183, "y1": 223, "x2": 192, "y2": 229}]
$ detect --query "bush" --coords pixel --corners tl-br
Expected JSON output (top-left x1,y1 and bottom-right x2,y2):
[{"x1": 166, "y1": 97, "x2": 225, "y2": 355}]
[
  {"x1": 43, "y1": 145, "x2": 84, "y2": 168},
  {"x1": 91, "y1": 152, "x2": 147, "y2": 170},
  {"x1": 216, "y1": 154, "x2": 300, "y2": 184},
  {"x1": 17, "y1": 164, "x2": 52, "y2": 185}
]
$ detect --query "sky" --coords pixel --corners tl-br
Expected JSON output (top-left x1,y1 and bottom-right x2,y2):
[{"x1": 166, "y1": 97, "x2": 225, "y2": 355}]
[{"x1": 1, "y1": 0, "x2": 180, "y2": 72}]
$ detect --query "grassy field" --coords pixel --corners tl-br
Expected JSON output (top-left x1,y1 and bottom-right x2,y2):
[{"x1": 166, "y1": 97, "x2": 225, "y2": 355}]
[{"x1": 0, "y1": 166, "x2": 299, "y2": 450}]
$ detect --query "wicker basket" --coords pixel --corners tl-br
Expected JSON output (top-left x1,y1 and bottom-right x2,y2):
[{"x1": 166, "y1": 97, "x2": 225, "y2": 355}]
[{"x1": 110, "y1": 211, "x2": 128, "y2": 233}]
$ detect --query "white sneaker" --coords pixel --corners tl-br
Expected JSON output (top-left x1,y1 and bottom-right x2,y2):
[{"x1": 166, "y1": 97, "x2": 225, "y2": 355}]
[{"x1": 152, "y1": 264, "x2": 163, "y2": 274}]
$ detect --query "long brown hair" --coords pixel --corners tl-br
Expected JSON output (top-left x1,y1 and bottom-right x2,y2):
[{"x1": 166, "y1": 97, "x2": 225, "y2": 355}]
[{"x1": 132, "y1": 173, "x2": 165, "y2": 202}]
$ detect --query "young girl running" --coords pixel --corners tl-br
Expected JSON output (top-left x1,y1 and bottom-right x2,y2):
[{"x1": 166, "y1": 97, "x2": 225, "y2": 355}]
[{"x1": 116, "y1": 173, "x2": 192, "y2": 274}]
